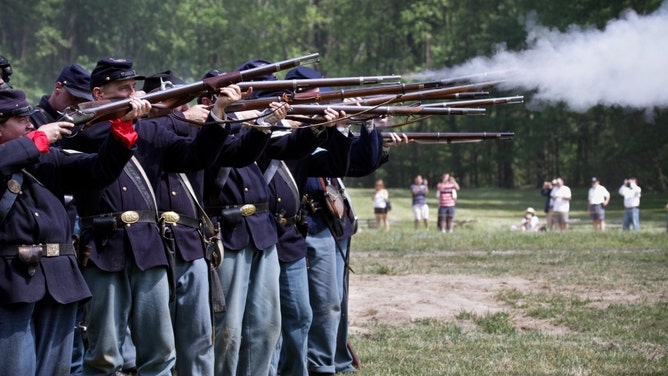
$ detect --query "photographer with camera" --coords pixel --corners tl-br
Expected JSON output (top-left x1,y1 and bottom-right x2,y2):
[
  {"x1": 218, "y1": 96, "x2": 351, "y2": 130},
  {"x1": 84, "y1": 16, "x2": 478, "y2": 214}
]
[
  {"x1": 619, "y1": 177, "x2": 642, "y2": 232},
  {"x1": 411, "y1": 175, "x2": 430, "y2": 230}
]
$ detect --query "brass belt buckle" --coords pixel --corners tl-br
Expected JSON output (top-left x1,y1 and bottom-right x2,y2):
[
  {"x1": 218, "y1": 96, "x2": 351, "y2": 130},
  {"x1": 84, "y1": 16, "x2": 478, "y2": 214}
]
[
  {"x1": 161, "y1": 211, "x2": 180, "y2": 224},
  {"x1": 240, "y1": 204, "x2": 256, "y2": 216},
  {"x1": 120, "y1": 210, "x2": 140, "y2": 224},
  {"x1": 46, "y1": 244, "x2": 60, "y2": 257}
]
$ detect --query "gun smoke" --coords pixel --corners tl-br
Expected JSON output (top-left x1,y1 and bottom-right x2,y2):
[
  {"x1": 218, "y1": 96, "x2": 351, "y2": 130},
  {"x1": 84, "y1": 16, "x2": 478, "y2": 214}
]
[{"x1": 409, "y1": 3, "x2": 668, "y2": 113}]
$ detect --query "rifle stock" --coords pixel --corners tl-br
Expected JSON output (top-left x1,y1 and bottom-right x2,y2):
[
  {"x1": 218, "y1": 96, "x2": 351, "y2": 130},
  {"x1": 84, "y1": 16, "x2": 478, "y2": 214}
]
[{"x1": 62, "y1": 53, "x2": 320, "y2": 127}]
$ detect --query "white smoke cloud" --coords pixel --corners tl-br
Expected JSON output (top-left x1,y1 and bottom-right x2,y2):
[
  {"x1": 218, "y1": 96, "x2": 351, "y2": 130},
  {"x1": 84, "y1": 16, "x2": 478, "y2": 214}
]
[{"x1": 410, "y1": 3, "x2": 668, "y2": 112}]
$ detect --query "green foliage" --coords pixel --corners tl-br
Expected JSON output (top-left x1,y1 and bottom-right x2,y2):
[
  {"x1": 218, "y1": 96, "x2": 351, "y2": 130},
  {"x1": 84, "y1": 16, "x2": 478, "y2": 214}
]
[{"x1": 2, "y1": 0, "x2": 667, "y2": 189}]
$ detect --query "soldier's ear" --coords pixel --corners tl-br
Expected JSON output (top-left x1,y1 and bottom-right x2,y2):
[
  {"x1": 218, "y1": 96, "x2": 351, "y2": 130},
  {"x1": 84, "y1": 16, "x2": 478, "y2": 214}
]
[{"x1": 91, "y1": 87, "x2": 104, "y2": 101}]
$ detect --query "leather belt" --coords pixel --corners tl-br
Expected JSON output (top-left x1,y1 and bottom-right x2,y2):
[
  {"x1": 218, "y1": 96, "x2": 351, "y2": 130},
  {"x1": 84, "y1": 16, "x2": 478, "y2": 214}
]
[
  {"x1": 159, "y1": 211, "x2": 201, "y2": 228},
  {"x1": 277, "y1": 215, "x2": 299, "y2": 227},
  {"x1": 212, "y1": 203, "x2": 269, "y2": 226},
  {"x1": 79, "y1": 210, "x2": 158, "y2": 229},
  {"x1": 0, "y1": 243, "x2": 76, "y2": 276},
  {"x1": 0, "y1": 243, "x2": 76, "y2": 257},
  {"x1": 218, "y1": 203, "x2": 269, "y2": 217}
]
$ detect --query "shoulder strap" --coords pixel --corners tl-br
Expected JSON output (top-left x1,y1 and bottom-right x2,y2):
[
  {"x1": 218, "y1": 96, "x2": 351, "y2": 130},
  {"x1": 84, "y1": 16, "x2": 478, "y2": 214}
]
[
  {"x1": 124, "y1": 156, "x2": 158, "y2": 212},
  {"x1": 177, "y1": 173, "x2": 216, "y2": 237},
  {"x1": 337, "y1": 178, "x2": 359, "y2": 235},
  {"x1": 264, "y1": 160, "x2": 300, "y2": 214},
  {"x1": 0, "y1": 172, "x2": 24, "y2": 227},
  {"x1": 215, "y1": 167, "x2": 232, "y2": 190}
]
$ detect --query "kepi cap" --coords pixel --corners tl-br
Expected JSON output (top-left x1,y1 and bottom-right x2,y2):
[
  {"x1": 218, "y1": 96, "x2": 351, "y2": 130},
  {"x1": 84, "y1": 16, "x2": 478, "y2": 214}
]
[
  {"x1": 235, "y1": 59, "x2": 285, "y2": 99},
  {"x1": 202, "y1": 69, "x2": 224, "y2": 80},
  {"x1": 0, "y1": 89, "x2": 31, "y2": 118},
  {"x1": 284, "y1": 66, "x2": 330, "y2": 93},
  {"x1": 142, "y1": 70, "x2": 185, "y2": 93},
  {"x1": 90, "y1": 58, "x2": 145, "y2": 90},
  {"x1": 56, "y1": 64, "x2": 93, "y2": 101},
  {"x1": 285, "y1": 66, "x2": 323, "y2": 80}
]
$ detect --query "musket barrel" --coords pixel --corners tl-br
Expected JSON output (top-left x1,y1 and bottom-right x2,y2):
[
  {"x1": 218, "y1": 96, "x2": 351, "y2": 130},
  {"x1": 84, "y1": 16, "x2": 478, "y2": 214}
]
[
  {"x1": 379, "y1": 131, "x2": 515, "y2": 144},
  {"x1": 236, "y1": 75, "x2": 402, "y2": 91},
  {"x1": 288, "y1": 104, "x2": 486, "y2": 116},
  {"x1": 421, "y1": 95, "x2": 524, "y2": 108}
]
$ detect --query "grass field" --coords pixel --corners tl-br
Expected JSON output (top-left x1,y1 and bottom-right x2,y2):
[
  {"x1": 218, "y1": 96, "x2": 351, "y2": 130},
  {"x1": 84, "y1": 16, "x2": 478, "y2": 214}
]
[{"x1": 342, "y1": 187, "x2": 667, "y2": 376}]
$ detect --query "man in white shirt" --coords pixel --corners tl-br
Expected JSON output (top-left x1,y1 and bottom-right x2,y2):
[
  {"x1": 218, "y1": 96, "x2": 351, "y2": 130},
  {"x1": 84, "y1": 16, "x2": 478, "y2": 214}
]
[
  {"x1": 551, "y1": 177, "x2": 572, "y2": 231},
  {"x1": 619, "y1": 178, "x2": 642, "y2": 232},
  {"x1": 588, "y1": 177, "x2": 611, "y2": 231}
]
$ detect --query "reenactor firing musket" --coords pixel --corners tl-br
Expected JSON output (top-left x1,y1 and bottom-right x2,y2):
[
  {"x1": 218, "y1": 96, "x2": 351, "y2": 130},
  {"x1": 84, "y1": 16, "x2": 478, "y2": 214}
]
[{"x1": 60, "y1": 52, "x2": 321, "y2": 128}]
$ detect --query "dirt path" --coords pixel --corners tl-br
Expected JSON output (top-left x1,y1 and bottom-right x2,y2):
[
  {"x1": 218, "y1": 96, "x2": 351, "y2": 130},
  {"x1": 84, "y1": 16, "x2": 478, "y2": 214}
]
[{"x1": 348, "y1": 273, "x2": 535, "y2": 328}]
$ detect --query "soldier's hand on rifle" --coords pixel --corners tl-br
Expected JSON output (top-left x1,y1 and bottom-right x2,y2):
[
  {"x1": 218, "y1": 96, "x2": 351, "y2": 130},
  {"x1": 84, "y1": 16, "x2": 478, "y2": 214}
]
[
  {"x1": 323, "y1": 107, "x2": 346, "y2": 128},
  {"x1": 383, "y1": 132, "x2": 409, "y2": 148},
  {"x1": 39, "y1": 121, "x2": 74, "y2": 144},
  {"x1": 263, "y1": 102, "x2": 289, "y2": 124},
  {"x1": 213, "y1": 85, "x2": 242, "y2": 118},
  {"x1": 120, "y1": 97, "x2": 152, "y2": 122},
  {"x1": 183, "y1": 104, "x2": 211, "y2": 122}
]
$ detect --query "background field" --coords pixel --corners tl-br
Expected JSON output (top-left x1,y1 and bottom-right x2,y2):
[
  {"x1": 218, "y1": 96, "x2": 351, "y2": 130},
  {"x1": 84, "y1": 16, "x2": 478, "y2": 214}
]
[{"x1": 342, "y1": 187, "x2": 667, "y2": 375}]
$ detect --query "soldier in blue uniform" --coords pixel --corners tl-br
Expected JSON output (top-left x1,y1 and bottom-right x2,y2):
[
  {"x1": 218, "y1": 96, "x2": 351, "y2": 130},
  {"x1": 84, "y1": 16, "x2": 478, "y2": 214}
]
[
  {"x1": 0, "y1": 89, "x2": 139, "y2": 376},
  {"x1": 201, "y1": 59, "x2": 348, "y2": 376},
  {"x1": 143, "y1": 70, "x2": 219, "y2": 376},
  {"x1": 61, "y1": 58, "x2": 240, "y2": 375},
  {"x1": 282, "y1": 66, "x2": 392, "y2": 376},
  {"x1": 27, "y1": 63, "x2": 94, "y2": 375},
  {"x1": 30, "y1": 63, "x2": 93, "y2": 127}
]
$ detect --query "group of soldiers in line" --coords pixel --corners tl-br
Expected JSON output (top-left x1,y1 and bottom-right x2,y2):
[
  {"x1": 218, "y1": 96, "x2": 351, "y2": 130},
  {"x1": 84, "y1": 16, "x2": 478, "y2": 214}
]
[{"x1": 0, "y1": 54, "x2": 404, "y2": 375}]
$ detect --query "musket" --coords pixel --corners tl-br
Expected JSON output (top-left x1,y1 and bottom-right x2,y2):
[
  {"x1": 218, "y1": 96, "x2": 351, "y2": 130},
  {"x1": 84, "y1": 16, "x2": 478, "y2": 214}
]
[
  {"x1": 287, "y1": 104, "x2": 487, "y2": 118},
  {"x1": 345, "y1": 86, "x2": 504, "y2": 107},
  {"x1": 420, "y1": 95, "x2": 524, "y2": 108},
  {"x1": 61, "y1": 52, "x2": 320, "y2": 127},
  {"x1": 226, "y1": 80, "x2": 499, "y2": 113},
  {"x1": 374, "y1": 131, "x2": 515, "y2": 144},
  {"x1": 235, "y1": 75, "x2": 402, "y2": 91}
]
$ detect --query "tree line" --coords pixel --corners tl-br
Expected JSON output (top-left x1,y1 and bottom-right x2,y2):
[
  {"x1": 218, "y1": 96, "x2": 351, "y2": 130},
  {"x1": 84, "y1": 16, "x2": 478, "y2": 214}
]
[{"x1": 2, "y1": 0, "x2": 666, "y2": 190}]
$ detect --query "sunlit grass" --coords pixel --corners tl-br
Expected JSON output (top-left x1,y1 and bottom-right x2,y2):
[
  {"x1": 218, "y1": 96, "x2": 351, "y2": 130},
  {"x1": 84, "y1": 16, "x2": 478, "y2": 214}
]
[{"x1": 342, "y1": 187, "x2": 667, "y2": 375}]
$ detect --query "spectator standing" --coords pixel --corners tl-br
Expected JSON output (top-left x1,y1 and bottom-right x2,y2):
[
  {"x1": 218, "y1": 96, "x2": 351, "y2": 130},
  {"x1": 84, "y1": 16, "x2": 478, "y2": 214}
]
[
  {"x1": 540, "y1": 179, "x2": 555, "y2": 230},
  {"x1": 551, "y1": 177, "x2": 571, "y2": 231},
  {"x1": 619, "y1": 177, "x2": 642, "y2": 232},
  {"x1": 588, "y1": 177, "x2": 611, "y2": 231},
  {"x1": 372, "y1": 179, "x2": 390, "y2": 231},
  {"x1": 411, "y1": 175, "x2": 429, "y2": 230},
  {"x1": 436, "y1": 173, "x2": 459, "y2": 233}
]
